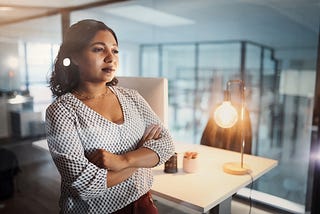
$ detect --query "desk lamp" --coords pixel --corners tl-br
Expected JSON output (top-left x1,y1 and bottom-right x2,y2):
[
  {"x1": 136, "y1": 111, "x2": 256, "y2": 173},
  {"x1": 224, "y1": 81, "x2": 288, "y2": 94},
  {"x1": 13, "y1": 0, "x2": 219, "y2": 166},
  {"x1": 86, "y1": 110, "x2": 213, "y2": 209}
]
[{"x1": 214, "y1": 79, "x2": 250, "y2": 175}]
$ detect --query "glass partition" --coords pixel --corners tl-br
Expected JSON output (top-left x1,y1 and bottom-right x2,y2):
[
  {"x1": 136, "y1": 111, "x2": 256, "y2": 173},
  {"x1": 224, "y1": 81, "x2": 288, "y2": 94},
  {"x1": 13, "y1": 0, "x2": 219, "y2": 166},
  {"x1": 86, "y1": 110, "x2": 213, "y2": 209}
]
[
  {"x1": 141, "y1": 45, "x2": 160, "y2": 77},
  {"x1": 162, "y1": 44, "x2": 196, "y2": 142},
  {"x1": 140, "y1": 40, "x2": 314, "y2": 208},
  {"x1": 25, "y1": 43, "x2": 59, "y2": 119}
]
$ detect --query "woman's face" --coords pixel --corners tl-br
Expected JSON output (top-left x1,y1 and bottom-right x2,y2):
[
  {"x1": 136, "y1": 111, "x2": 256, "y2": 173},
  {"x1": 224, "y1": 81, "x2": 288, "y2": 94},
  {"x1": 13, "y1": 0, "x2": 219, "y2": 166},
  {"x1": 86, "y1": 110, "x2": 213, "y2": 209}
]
[{"x1": 73, "y1": 30, "x2": 119, "y2": 84}]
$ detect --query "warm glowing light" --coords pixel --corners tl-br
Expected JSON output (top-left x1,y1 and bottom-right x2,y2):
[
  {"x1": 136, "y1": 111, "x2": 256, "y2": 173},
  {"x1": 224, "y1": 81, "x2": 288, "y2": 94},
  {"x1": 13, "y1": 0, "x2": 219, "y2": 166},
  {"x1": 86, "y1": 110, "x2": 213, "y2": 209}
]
[
  {"x1": 7, "y1": 56, "x2": 19, "y2": 69},
  {"x1": 214, "y1": 101, "x2": 238, "y2": 128},
  {"x1": 0, "y1": 7, "x2": 13, "y2": 11},
  {"x1": 213, "y1": 79, "x2": 250, "y2": 175},
  {"x1": 8, "y1": 70, "x2": 15, "y2": 78}
]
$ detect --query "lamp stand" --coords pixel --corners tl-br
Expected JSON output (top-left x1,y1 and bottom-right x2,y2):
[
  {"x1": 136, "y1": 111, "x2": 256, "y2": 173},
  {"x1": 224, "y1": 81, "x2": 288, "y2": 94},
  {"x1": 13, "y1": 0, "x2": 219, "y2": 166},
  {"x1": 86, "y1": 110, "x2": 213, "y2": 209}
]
[
  {"x1": 223, "y1": 143, "x2": 251, "y2": 175},
  {"x1": 221, "y1": 80, "x2": 251, "y2": 175},
  {"x1": 223, "y1": 162, "x2": 250, "y2": 175},
  {"x1": 223, "y1": 138, "x2": 250, "y2": 175}
]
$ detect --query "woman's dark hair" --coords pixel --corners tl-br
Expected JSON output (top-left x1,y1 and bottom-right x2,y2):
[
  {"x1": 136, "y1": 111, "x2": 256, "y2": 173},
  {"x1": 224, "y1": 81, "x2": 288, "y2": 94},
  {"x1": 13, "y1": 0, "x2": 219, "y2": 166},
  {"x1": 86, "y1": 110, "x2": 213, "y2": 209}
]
[{"x1": 49, "y1": 19, "x2": 118, "y2": 97}]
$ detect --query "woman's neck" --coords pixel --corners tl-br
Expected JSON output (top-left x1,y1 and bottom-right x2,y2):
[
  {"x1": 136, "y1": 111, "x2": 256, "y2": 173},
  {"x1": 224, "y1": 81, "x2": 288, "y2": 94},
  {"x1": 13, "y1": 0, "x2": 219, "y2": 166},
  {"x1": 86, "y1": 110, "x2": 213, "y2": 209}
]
[{"x1": 73, "y1": 83, "x2": 111, "y2": 100}]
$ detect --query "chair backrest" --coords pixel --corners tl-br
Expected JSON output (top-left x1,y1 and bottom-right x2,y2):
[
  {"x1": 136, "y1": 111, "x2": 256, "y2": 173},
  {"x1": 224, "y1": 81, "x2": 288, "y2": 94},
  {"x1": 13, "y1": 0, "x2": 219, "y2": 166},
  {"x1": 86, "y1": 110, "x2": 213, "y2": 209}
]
[{"x1": 117, "y1": 76, "x2": 169, "y2": 128}]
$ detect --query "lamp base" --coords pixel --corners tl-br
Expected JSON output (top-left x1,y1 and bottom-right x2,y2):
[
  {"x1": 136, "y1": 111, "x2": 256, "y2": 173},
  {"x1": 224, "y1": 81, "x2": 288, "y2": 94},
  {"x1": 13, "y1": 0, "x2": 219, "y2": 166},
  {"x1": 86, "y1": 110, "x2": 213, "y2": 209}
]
[{"x1": 223, "y1": 162, "x2": 251, "y2": 175}]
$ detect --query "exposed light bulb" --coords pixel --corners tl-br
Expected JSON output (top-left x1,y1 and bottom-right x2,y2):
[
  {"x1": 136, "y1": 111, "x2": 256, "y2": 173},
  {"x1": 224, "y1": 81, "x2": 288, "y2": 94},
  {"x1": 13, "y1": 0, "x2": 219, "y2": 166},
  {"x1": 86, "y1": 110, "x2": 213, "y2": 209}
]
[{"x1": 214, "y1": 101, "x2": 238, "y2": 128}]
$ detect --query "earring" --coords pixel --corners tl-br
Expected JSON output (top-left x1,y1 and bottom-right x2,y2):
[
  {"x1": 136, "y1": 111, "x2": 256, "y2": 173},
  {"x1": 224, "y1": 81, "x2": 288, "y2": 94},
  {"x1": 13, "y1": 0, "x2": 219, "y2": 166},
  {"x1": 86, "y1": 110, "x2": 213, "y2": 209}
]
[{"x1": 63, "y1": 58, "x2": 71, "y2": 67}]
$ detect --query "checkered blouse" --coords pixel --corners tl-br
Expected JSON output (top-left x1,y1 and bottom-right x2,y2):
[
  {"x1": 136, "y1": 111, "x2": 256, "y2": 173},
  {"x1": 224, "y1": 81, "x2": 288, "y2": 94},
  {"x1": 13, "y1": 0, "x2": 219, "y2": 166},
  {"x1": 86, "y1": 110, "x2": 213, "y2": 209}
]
[{"x1": 45, "y1": 86, "x2": 175, "y2": 214}]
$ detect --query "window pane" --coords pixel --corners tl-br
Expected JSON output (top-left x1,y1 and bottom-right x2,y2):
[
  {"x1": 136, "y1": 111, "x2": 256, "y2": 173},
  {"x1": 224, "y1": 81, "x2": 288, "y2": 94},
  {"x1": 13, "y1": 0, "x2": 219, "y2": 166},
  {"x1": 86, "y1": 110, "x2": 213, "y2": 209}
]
[
  {"x1": 28, "y1": 83, "x2": 53, "y2": 120},
  {"x1": 141, "y1": 45, "x2": 160, "y2": 77},
  {"x1": 26, "y1": 43, "x2": 52, "y2": 83}
]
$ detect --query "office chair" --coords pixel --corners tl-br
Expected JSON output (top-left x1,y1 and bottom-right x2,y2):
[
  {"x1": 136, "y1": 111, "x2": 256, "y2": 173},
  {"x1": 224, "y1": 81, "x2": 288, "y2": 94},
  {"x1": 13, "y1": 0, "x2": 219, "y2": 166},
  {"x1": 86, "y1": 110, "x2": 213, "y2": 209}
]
[{"x1": 117, "y1": 76, "x2": 168, "y2": 128}]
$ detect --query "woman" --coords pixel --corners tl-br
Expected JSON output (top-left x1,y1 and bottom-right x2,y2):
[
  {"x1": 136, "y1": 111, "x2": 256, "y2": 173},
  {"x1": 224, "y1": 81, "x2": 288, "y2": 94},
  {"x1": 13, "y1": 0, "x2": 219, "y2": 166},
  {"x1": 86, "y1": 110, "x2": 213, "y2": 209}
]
[{"x1": 46, "y1": 19, "x2": 174, "y2": 214}]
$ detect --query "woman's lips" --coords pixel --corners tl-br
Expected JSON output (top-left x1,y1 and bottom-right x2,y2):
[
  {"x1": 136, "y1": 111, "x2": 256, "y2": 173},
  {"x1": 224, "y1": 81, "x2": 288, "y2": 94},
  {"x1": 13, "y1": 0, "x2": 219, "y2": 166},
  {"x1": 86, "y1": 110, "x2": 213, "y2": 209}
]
[{"x1": 102, "y1": 67, "x2": 114, "y2": 73}]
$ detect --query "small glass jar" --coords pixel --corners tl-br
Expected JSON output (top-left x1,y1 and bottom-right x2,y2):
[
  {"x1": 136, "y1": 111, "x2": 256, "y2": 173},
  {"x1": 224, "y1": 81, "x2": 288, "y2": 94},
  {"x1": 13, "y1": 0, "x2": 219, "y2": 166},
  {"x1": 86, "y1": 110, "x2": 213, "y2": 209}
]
[{"x1": 164, "y1": 152, "x2": 178, "y2": 173}]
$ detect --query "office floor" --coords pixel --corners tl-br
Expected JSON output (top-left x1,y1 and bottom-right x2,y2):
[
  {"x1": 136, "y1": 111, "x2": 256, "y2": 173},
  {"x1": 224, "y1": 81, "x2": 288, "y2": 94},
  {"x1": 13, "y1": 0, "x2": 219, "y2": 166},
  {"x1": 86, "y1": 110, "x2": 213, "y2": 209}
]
[{"x1": 0, "y1": 138, "x2": 282, "y2": 214}]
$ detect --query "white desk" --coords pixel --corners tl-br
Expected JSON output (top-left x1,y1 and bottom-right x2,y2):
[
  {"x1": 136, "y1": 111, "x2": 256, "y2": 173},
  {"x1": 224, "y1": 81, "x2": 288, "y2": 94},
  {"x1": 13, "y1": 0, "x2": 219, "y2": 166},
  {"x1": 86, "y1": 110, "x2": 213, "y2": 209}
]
[
  {"x1": 32, "y1": 140, "x2": 277, "y2": 213},
  {"x1": 151, "y1": 142, "x2": 278, "y2": 214}
]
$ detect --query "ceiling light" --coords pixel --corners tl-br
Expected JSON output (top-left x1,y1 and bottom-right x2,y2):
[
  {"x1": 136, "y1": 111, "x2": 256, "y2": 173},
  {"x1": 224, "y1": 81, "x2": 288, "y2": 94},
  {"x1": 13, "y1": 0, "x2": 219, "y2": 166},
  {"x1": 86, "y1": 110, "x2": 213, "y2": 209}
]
[
  {"x1": 7, "y1": 56, "x2": 19, "y2": 69},
  {"x1": 105, "y1": 5, "x2": 195, "y2": 27},
  {"x1": 0, "y1": 6, "x2": 13, "y2": 11}
]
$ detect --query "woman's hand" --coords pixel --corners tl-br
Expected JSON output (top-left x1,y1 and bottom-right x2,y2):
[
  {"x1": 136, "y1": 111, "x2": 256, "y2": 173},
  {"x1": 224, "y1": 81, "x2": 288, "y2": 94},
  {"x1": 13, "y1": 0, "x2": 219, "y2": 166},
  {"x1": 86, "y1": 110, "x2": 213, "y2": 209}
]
[
  {"x1": 87, "y1": 149, "x2": 128, "y2": 172},
  {"x1": 137, "y1": 124, "x2": 162, "y2": 148}
]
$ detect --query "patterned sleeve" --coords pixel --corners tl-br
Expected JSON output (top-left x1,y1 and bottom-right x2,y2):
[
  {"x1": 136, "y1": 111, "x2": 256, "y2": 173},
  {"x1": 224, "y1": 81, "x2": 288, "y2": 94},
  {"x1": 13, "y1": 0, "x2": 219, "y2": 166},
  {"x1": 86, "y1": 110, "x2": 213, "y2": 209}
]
[
  {"x1": 45, "y1": 101, "x2": 107, "y2": 200},
  {"x1": 130, "y1": 89, "x2": 175, "y2": 166}
]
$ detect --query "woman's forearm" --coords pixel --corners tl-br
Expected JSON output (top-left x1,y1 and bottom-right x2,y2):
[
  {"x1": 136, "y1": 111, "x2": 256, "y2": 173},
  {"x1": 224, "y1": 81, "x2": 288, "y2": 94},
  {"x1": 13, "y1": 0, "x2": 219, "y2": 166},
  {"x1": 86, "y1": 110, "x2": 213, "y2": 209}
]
[
  {"x1": 123, "y1": 147, "x2": 159, "y2": 168},
  {"x1": 107, "y1": 167, "x2": 136, "y2": 187},
  {"x1": 105, "y1": 147, "x2": 158, "y2": 187},
  {"x1": 87, "y1": 147, "x2": 159, "y2": 172}
]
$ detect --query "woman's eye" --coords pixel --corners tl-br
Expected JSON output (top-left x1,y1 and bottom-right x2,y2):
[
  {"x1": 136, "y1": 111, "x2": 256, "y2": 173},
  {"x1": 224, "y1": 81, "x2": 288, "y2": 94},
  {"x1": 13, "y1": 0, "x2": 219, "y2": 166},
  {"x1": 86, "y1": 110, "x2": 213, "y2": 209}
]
[
  {"x1": 92, "y1": 47, "x2": 104, "y2": 52},
  {"x1": 113, "y1": 49, "x2": 119, "y2": 54}
]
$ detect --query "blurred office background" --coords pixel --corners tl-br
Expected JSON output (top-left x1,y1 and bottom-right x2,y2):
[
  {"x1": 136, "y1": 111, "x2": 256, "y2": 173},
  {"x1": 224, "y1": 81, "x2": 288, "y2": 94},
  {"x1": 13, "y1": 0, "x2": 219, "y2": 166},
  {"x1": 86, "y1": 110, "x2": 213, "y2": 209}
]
[{"x1": 0, "y1": 0, "x2": 319, "y2": 213}]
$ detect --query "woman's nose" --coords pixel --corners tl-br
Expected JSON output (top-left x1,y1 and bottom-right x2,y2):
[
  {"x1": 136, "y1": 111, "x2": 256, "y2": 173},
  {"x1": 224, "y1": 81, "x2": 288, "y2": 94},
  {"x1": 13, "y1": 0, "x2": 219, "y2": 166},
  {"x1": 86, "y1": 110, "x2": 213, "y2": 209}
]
[{"x1": 104, "y1": 49, "x2": 114, "y2": 63}]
